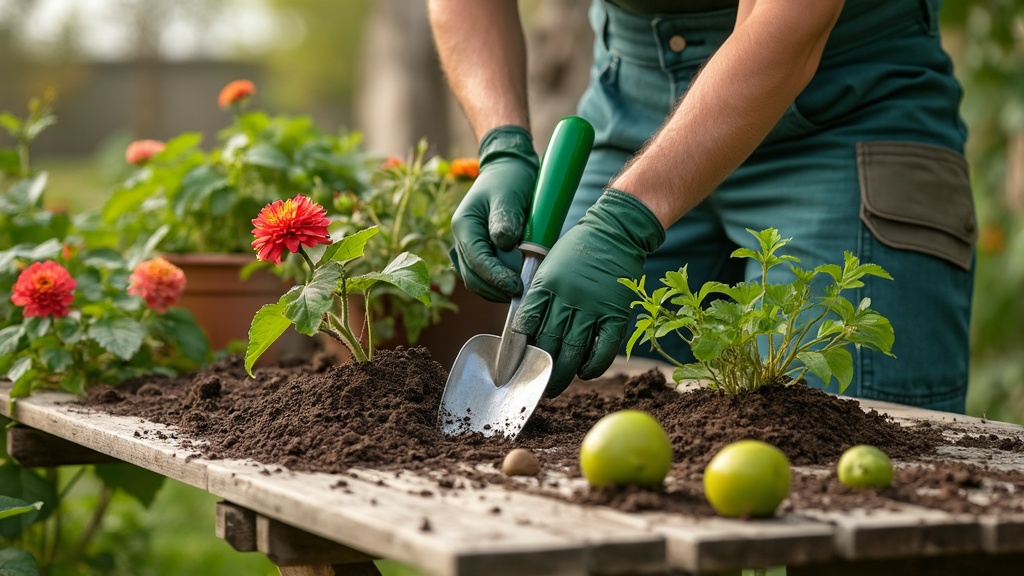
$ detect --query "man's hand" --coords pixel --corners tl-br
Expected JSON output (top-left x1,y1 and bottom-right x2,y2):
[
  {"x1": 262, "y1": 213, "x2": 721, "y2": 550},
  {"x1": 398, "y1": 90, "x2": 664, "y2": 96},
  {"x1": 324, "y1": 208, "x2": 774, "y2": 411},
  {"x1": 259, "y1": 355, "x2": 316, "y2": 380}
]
[
  {"x1": 450, "y1": 126, "x2": 538, "y2": 302},
  {"x1": 511, "y1": 189, "x2": 666, "y2": 396}
]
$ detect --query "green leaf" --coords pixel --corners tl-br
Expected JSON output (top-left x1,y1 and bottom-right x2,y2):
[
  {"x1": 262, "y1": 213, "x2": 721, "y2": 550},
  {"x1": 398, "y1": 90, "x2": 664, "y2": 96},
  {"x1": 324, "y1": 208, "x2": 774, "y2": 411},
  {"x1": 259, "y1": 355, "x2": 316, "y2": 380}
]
[
  {"x1": 349, "y1": 252, "x2": 431, "y2": 306},
  {"x1": 0, "y1": 463, "x2": 58, "y2": 539},
  {"x1": 823, "y1": 347, "x2": 854, "y2": 393},
  {"x1": 320, "y1": 227, "x2": 379, "y2": 266},
  {"x1": 0, "y1": 546, "x2": 41, "y2": 576},
  {"x1": 174, "y1": 165, "x2": 228, "y2": 217},
  {"x1": 815, "y1": 263, "x2": 844, "y2": 284},
  {"x1": 675, "y1": 363, "x2": 713, "y2": 382},
  {"x1": 88, "y1": 317, "x2": 146, "y2": 360},
  {"x1": 690, "y1": 330, "x2": 730, "y2": 363},
  {"x1": 0, "y1": 111, "x2": 22, "y2": 135},
  {"x1": 8, "y1": 172, "x2": 48, "y2": 206},
  {"x1": 284, "y1": 263, "x2": 343, "y2": 335},
  {"x1": 0, "y1": 326, "x2": 24, "y2": 358},
  {"x1": 39, "y1": 348, "x2": 73, "y2": 372},
  {"x1": 23, "y1": 317, "x2": 51, "y2": 341},
  {"x1": 94, "y1": 463, "x2": 166, "y2": 508},
  {"x1": 58, "y1": 371, "x2": 86, "y2": 396},
  {"x1": 157, "y1": 308, "x2": 211, "y2": 363},
  {"x1": 730, "y1": 247, "x2": 761, "y2": 262},
  {"x1": 847, "y1": 310, "x2": 895, "y2": 355},
  {"x1": 245, "y1": 301, "x2": 293, "y2": 377},
  {"x1": 0, "y1": 497, "x2": 43, "y2": 521},
  {"x1": 54, "y1": 315, "x2": 84, "y2": 344},
  {"x1": 716, "y1": 281, "x2": 761, "y2": 307},
  {"x1": 797, "y1": 350, "x2": 832, "y2": 384},
  {"x1": 243, "y1": 143, "x2": 290, "y2": 170},
  {"x1": 6, "y1": 357, "x2": 34, "y2": 386}
]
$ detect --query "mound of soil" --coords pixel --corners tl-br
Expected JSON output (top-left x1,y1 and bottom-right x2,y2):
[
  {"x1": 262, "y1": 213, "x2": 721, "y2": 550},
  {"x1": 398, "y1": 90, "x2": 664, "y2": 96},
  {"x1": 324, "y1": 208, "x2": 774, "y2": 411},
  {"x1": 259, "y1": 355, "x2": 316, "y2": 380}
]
[{"x1": 84, "y1": 347, "x2": 1024, "y2": 517}]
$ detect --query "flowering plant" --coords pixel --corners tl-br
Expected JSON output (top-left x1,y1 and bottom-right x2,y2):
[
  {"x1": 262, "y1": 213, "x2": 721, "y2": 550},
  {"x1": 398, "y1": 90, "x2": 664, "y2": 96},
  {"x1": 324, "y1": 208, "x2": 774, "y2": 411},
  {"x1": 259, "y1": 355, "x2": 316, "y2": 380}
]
[
  {"x1": 0, "y1": 245, "x2": 209, "y2": 398},
  {"x1": 1, "y1": 92, "x2": 72, "y2": 250},
  {"x1": 100, "y1": 79, "x2": 371, "y2": 255},
  {"x1": 334, "y1": 140, "x2": 476, "y2": 344},
  {"x1": 244, "y1": 195, "x2": 430, "y2": 374},
  {"x1": 620, "y1": 228, "x2": 895, "y2": 394}
]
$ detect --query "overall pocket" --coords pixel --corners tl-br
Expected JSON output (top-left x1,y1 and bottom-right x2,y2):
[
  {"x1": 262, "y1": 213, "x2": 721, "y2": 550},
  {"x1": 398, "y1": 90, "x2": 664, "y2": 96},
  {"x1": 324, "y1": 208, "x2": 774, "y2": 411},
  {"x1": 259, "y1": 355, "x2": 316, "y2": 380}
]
[{"x1": 857, "y1": 141, "x2": 976, "y2": 270}]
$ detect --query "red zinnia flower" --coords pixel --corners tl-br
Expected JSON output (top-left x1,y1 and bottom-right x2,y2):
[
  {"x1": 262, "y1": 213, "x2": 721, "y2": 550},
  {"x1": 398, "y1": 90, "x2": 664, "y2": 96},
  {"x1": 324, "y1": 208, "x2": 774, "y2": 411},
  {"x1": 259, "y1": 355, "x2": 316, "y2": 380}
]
[
  {"x1": 128, "y1": 257, "x2": 186, "y2": 314},
  {"x1": 125, "y1": 139, "x2": 166, "y2": 165},
  {"x1": 11, "y1": 261, "x2": 76, "y2": 318},
  {"x1": 380, "y1": 156, "x2": 403, "y2": 170},
  {"x1": 219, "y1": 79, "x2": 256, "y2": 109},
  {"x1": 251, "y1": 195, "x2": 332, "y2": 264},
  {"x1": 448, "y1": 158, "x2": 480, "y2": 180}
]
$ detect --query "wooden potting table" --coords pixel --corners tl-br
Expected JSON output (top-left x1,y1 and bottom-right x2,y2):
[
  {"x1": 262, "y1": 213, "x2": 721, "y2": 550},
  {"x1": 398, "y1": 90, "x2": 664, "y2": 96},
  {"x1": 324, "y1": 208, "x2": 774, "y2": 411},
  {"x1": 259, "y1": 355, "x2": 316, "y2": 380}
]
[{"x1": 3, "y1": 358, "x2": 1024, "y2": 576}]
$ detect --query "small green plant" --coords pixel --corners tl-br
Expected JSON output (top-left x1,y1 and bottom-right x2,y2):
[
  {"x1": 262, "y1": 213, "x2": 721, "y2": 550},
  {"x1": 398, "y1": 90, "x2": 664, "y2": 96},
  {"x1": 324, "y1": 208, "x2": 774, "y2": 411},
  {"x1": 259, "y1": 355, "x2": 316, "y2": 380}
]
[
  {"x1": 244, "y1": 195, "x2": 431, "y2": 374},
  {"x1": 336, "y1": 140, "x2": 476, "y2": 344},
  {"x1": 620, "y1": 228, "x2": 895, "y2": 394}
]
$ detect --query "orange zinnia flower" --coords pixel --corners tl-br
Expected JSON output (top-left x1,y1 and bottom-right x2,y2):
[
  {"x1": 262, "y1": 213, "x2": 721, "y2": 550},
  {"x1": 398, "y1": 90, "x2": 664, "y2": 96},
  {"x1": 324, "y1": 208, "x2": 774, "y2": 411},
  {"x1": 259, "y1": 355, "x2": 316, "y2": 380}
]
[
  {"x1": 251, "y1": 195, "x2": 332, "y2": 264},
  {"x1": 125, "y1": 139, "x2": 166, "y2": 166},
  {"x1": 218, "y1": 79, "x2": 256, "y2": 109},
  {"x1": 11, "y1": 261, "x2": 76, "y2": 318},
  {"x1": 128, "y1": 257, "x2": 186, "y2": 314},
  {"x1": 448, "y1": 158, "x2": 480, "y2": 180},
  {"x1": 380, "y1": 156, "x2": 403, "y2": 170}
]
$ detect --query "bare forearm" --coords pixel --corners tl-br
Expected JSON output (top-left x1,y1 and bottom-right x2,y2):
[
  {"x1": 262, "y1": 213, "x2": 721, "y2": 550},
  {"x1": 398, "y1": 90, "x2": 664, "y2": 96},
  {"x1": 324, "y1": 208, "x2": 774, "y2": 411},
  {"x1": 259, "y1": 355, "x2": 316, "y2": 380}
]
[
  {"x1": 428, "y1": 0, "x2": 530, "y2": 139},
  {"x1": 613, "y1": 0, "x2": 844, "y2": 228}
]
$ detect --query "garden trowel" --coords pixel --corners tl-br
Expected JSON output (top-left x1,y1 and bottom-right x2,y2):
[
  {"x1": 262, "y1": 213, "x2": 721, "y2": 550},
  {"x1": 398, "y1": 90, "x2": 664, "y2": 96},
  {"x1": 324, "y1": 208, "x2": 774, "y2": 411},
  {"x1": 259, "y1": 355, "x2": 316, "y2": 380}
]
[{"x1": 439, "y1": 116, "x2": 595, "y2": 439}]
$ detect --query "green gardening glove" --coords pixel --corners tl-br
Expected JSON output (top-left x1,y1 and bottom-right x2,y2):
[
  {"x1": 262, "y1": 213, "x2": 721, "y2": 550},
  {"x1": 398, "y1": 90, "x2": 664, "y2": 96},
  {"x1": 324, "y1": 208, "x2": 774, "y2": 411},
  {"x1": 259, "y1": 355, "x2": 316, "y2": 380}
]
[
  {"x1": 512, "y1": 189, "x2": 666, "y2": 396},
  {"x1": 450, "y1": 125, "x2": 539, "y2": 302}
]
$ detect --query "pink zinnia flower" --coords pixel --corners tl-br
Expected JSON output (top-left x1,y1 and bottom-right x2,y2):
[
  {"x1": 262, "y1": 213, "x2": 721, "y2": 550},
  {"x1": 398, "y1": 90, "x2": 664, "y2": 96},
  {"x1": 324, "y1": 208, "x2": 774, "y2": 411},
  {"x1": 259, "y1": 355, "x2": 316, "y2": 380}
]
[
  {"x1": 125, "y1": 139, "x2": 166, "y2": 165},
  {"x1": 128, "y1": 257, "x2": 186, "y2": 314},
  {"x1": 219, "y1": 79, "x2": 256, "y2": 109},
  {"x1": 251, "y1": 195, "x2": 332, "y2": 264},
  {"x1": 11, "y1": 261, "x2": 76, "y2": 318}
]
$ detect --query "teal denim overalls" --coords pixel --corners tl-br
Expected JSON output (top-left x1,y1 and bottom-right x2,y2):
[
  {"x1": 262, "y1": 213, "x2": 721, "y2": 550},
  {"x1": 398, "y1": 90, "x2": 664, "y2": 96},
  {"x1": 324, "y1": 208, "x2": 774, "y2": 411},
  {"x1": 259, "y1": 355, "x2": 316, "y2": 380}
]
[{"x1": 568, "y1": 0, "x2": 976, "y2": 412}]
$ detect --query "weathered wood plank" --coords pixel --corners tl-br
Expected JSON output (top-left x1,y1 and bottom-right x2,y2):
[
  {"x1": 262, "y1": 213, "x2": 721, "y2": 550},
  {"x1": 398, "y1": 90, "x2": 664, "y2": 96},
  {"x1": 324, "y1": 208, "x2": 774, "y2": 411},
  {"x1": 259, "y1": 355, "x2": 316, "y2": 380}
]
[
  {"x1": 348, "y1": 467, "x2": 668, "y2": 576},
  {"x1": 217, "y1": 502, "x2": 383, "y2": 575},
  {"x1": 858, "y1": 398, "x2": 1024, "y2": 436},
  {"x1": 374, "y1": 461, "x2": 831, "y2": 573},
  {"x1": 1, "y1": 385, "x2": 595, "y2": 576},
  {"x1": 206, "y1": 464, "x2": 591, "y2": 576},
  {"x1": 256, "y1": 513, "x2": 377, "y2": 566},
  {"x1": 6, "y1": 425, "x2": 120, "y2": 467},
  {"x1": 1, "y1": 386, "x2": 210, "y2": 488},
  {"x1": 794, "y1": 505, "x2": 982, "y2": 560},
  {"x1": 786, "y1": 551, "x2": 1024, "y2": 576},
  {"x1": 216, "y1": 501, "x2": 258, "y2": 552}
]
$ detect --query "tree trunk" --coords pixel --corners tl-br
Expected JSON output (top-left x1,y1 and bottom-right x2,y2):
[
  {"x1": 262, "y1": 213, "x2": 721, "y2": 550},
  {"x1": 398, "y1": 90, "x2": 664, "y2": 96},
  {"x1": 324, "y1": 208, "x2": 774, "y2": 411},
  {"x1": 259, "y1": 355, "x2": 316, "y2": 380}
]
[{"x1": 356, "y1": 0, "x2": 451, "y2": 157}]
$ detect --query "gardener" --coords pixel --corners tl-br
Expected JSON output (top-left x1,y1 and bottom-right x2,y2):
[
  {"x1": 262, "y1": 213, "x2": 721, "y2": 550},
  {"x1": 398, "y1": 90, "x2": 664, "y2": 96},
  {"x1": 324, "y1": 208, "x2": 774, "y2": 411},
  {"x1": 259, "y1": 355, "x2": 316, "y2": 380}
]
[{"x1": 429, "y1": 0, "x2": 976, "y2": 413}]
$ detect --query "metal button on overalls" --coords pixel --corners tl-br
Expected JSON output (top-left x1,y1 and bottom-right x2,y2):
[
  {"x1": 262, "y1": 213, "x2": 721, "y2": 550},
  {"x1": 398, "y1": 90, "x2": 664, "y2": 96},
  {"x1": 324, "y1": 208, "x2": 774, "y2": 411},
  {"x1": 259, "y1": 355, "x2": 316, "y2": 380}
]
[{"x1": 668, "y1": 34, "x2": 687, "y2": 52}]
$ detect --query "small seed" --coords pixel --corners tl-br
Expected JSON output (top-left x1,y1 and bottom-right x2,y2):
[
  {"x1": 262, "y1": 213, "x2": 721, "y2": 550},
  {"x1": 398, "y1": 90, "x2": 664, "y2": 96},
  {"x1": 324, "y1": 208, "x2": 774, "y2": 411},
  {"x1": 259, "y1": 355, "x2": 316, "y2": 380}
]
[{"x1": 502, "y1": 448, "x2": 540, "y2": 477}]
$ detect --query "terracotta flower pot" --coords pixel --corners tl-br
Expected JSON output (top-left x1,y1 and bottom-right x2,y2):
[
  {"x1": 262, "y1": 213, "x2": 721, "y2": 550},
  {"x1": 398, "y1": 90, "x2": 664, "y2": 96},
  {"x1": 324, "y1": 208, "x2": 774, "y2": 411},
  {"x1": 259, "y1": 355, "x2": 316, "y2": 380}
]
[{"x1": 164, "y1": 253, "x2": 309, "y2": 365}]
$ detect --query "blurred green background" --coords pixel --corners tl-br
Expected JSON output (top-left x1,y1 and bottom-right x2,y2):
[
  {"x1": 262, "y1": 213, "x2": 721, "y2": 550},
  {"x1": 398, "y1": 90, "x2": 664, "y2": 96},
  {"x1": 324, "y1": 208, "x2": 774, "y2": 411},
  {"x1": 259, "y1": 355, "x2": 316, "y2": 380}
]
[{"x1": 1, "y1": 0, "x2": 1022, "y2": 574}]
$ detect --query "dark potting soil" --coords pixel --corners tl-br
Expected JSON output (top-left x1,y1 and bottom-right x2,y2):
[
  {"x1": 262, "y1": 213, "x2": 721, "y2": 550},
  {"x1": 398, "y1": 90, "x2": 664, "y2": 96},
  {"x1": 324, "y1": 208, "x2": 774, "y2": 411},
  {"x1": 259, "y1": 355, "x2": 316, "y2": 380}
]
[{"x1": 83, "y1": 346, "x2": 1024, "y2": 517}]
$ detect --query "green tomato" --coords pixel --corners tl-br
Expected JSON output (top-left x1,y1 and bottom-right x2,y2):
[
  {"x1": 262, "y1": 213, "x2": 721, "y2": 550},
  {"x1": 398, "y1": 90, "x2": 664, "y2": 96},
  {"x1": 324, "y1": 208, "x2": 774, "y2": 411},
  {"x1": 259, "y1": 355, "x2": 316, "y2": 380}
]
[
  {"x1": 837, "y1": 445, "x2": 893, "y2": 489},
  {"x1": 703, "y1": 440, "x2": 791, "y2": 518},
  {"x1": 579, "y1": 410, "x2": 673, "y2": 488}
]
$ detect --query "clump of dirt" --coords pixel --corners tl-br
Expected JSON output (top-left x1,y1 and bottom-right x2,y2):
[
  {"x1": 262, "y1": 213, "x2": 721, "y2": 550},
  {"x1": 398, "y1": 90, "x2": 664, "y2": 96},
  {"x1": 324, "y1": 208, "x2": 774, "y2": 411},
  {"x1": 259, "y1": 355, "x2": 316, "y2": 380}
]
[{"x1": 83, "y1": 347, "x2": 1023, "y2": 516}]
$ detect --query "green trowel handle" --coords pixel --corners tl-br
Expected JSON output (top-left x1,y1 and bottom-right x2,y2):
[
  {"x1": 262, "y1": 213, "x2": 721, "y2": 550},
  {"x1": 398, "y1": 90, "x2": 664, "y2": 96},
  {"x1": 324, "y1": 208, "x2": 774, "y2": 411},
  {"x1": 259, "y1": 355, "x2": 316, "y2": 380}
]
[{"x1": 522, "y1": 116, "x2": 595, "y2": 250}]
